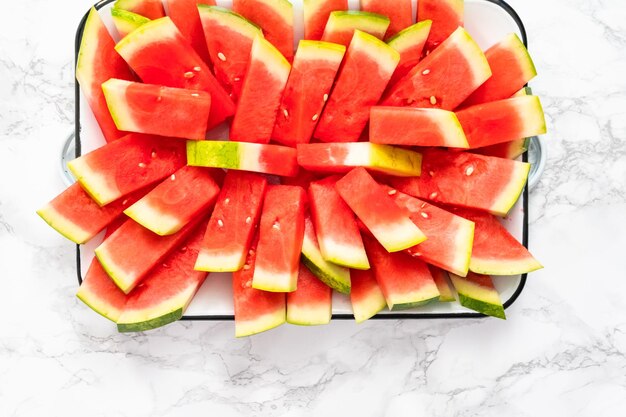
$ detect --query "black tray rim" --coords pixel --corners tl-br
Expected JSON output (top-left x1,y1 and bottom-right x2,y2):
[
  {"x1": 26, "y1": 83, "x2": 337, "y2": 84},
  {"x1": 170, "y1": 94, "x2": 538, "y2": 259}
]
[{"x1": 74, "y1": 0, "x2": 530, "y2": 321}]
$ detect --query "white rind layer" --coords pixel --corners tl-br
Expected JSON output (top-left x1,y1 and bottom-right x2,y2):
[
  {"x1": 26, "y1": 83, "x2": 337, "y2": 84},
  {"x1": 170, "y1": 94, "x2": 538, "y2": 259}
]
[
  {"x1": 352, "y1": 287, "x2": 387, "y2": 323},
  {"x1": 67, "y1": 157, "x2": 119, "y2": 206},
  {"x1": 194, "y1": 249, "x2": 245, "y2": 272},
  {"x1": 287, "y1": 303, "x2": 331, "y2": 326},
  {"x1": 252, "y1": 265, "x2": 297, "y2": 292},
  {"x1": 36, "y1": 204, "x2": 92, "y2": 244},
  {"x1": 369, "y1": 218, "x2": 426, "y2": 252},
  {"x1": 235, "y1": 309, "x2": 286, "y2": 338},
  {"x1": 350, "y1": 30, "x2": 400, "y2": 77},
  {"x1": 94, "y1": 244, "x2": 136, "y2": 294},
  {"x1": 489, "y1": 161, "x2": 530, "y2": 216},
  {"x1": 318, "y1": 236, "x2": 370, "y2": 270},
  {"x1": 124, "y1": 199, "x2": 182, "y2": 236}
]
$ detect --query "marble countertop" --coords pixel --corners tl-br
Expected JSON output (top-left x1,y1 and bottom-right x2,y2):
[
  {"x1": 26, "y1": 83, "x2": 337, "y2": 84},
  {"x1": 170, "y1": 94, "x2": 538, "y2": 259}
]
[{"x1": 1, "y1": 0, "x2": 625, "y2": 415}]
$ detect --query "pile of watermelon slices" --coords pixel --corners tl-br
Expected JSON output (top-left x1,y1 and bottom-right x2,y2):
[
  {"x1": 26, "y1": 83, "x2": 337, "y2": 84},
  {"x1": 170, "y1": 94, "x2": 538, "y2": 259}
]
[{"x1": 38, "y1": 0, "x2": 546, "y2": 337}]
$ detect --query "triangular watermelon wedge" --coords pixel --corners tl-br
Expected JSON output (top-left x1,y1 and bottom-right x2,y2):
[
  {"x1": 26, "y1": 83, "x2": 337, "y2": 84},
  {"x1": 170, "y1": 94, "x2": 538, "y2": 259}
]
[
  {"x1": 417, "y1": 0, "x2": 464, "y2": 54},
  {"x1": 287, "y1": 264, "x2": 332, "y2": 326},
  {"x1": 166, "y1": 0, "x2": 214, "y2": 65},
  {"x1": 350, "y1": 268, "x2": 387, "y2": 322},
  {"x1": 449, "y1": 272, "x2": 506, "y2": 319}
]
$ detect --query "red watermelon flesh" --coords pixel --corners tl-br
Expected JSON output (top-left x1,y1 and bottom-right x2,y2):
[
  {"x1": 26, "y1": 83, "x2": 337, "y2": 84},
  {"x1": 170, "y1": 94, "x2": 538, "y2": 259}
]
[
  {"x1": 428, "y1": 265, "x2": 456, "y2": 302},
  {"x1": 461, "y1": 33, "x2": 537, "y2": 107},
  {"x1": 303, "y1": 0, "x2": 348, "y2": 41},
  {"x1": 124, "y1": 166, "x2": 220, "y2": 236},
  {"x1": 37, "y1": 182, "x2": 149, "y2": 245},
  {"x1": 77, "y1": 7, "x2": 134, "y2": 143},
  {"x1": 230, "y1": 36, "x2": 291, "y2": 144},
  {"x1": 272, "y1": 40, "x2": 346, "y2": 147},
  {"x1": 233, "y1": 235, "x2": 286, "y2": 337},
  {"x1": 364, "y1": 236, "x2": 440, "y2": 310},
  {"x1": 417, "y1": 0, "x2": 464, "y2": 54},
  {"x1": 473, "y1": 138, "x2": 529, "y2": 160},
  {"x1": 67, "y1": 133, "x2": 187, "y2": 206},
  {"x1": 456, "y1": 95, "x2": 547, "y2": 149},
  {"x1": 116, "y1": 223, "x2": 209, "y2": 332},
  {"x1": 386, "y1": 20, "x2": 432, "y2": 87},
  {"x1": 309, "y1": 176, "x2": 369, "y2": 269},
  {"x1": 335, "y1": 167, "x2": 426, "y2": 252},
  {"x1": 381, "y1": 27, "x2": 491, "y2": 111},
  {"x1": 198, "y1": 5, "x2": 263, "y2": 102},
  {"x1": 452, "y1": 207, "x2": 543, "y2": 276},
  {"x1": 166, "y1": 0, "x2": 214, "y2": 65},
  {"x1": 195, "y1": 170, "x2": 267, "y2": 272},
  {"x1": 314, "y1": 30, "x2": 399, "y2": 143},
  {"x1": 350, "y1": 268, "x2": 387, "y2": 323},
  {"x1": 233, "y1": 0, "x2": 294, "y2": 61},
  {"x1": 360, "y1": 0, "x2": 412, "y2": 39},
  {"x1": 287, "y1": 263, "x2": 332, "y2": 325},
  {"x1": 387, "y1": 189, "x2": 474, "y2": 277},
  {"x1": 390, "y1": 149, "x2": 530, "y2": 217},
  {"x1": 252, "y1": 185, "x2": 306, "y2": 292},
  {"x1": 114, "y1": 0, "x2": 165, "y2": 20},
  {"x1": 101, "y1": 78, "x2": 212, "y2": 139},
  {"x1": 115, "y1": 17, "x2": 235, "y2": 129}
]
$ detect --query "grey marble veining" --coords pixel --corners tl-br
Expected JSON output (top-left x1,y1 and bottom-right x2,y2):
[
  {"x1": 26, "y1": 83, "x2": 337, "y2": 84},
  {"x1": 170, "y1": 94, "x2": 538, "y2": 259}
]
[{"x1": 1, "y1": 0, "x2": 625, "y2": 416}]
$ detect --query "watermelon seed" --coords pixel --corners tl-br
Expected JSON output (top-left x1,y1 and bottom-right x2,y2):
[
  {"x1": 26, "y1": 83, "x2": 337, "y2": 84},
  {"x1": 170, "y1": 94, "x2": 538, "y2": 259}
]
[
  {"x1": 429, "y1": 192, "x2": 438, "y2": 199},
  {"x1": 422, "y1": 69, "x2": 430, "y2": 75},
  {"x1": 421, "y1": 202, "x2": 427, "y2": 208},
  {"x1": 180, "y1": 246, "x2": 187, "y2": 252},
  {"x1": 184, "y1": 71, "x2": 195, "y2": 78},
  {"x1": 430, "y1": 96, "x2": 437, "y2": 105},
  {"x1": 151, "y1": 151, "x2": 157, "y2": 158},
  {"x1": 218, "y1": 219, "x2": 224, "y2": 227},
  {"x1": 406, "y1": 98, "x2": 414, "y2": 105},
  {"x1": 225, "y1": 198, "x2": 230, "y2": 204},
  {"x1": 245, "y1": 216, "x2": 252, "y2": 224},
  {"x1": 465, "y1": 166, "x2": 475, "y2": 176},
  {"x1": 249, "y1": 249, "x2": 255, "y2": 256},
  {"x1": 411, "y1": 252, "x2": 422, "y2": 257},
  {"x1": 234, "y1": 77, "x2": 241, "y2": 81},
  {"x1": 243, "y1": 265, "x2": 251, "y2": 271},
  {"x1": 283, "y1": 109, "x2": 289, "y2": 118},
  {"x1": 312, "y1": 114, "x2": 319, "y2": 121},
  {"x1": 388, "y1": 189, "x2": 397, "y2": 195},
  {"x1": 272, "y1": 221, "x2": 280, "y2": 230},
  {"x1": 217, "y1": 52, "x2": 226, "y2": 61},
  {"x1": 138, "y1": 162, "x2": 146, "y2": 168},
  {"x1": 429, "y1": 170, "x2": 434, "y2": 177},
  {"x1": 171, "y1": 174, "x2": 176, "y2": 181},
  {"x1": 420, "y1": 212, "x2": 429, "y2": 219},
  {"x1": 193, "y1": 66, "x2": 201, "y2": 72},
  {"x1": 156, "y1": 96, "x2": 162, "y2": 102},
  {"x1": 323, "y1": 94, "x2": 328, "y2": 102},
  {"x1": 122, "y1": 199, "x2": 128, "y2": 205},
  {"x1": 162, "y1": 263, "x2": 169, "y2": 268},
  {"x1": 191, "y1": 93, "x2": 200, "y2": 97}
]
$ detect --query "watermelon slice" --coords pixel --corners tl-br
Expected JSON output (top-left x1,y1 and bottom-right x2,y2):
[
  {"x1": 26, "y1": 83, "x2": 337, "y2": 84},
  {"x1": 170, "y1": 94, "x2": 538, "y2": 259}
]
[
  {"x1": 287, "y1": 264, "x2": 332, "y2": 325},
  {"x1": 386, "y1": 20, "x2": 432, "y2": 86},
  {"x1": 166, "y1": 0, "x2": 214, "y2": 65},
  {"x1": 252, "y1": 185, "x2": 306, "y2": 292},
  {"x1": 272, "y1": 40, "x2": 346, "y2": 146},
  {"x1": 474, "y1": 138, "x2": 530, "y2": 160},
  {"x1": 449, "y1": 272, "x2": 506, "y2": 319},
  {"x1": 417, "y1": 0, "x2": 464, "y2": 53},
  {"x1": 364, "y1": 237, "x2": 439, "y2": 310},
  {"x1": 456, "y1": 95, "x2": 547, "y2": 148},
  {"x1": 198, "y1": 5, "x2": 263, "y2": 102},
  {"x1": 114, "y1": 0, "x2": 165, "y2": 20},
  {"x1": 233, "y1": 236, "x2": 286, "y2": 337},
  {"x1": 461, "y1": 33, "x2": 537, "y2": 107},
  {"x1": 335, "y1": 168, "x2": 426, "y2": 252},
  {"x1": 115, "y1": 17, "x2": 235, "y2": 129},
  {"x1": 381, "y1": 27, "x2": 491, "y2": 111},
  {"x1": 101, "y1": 78, "x2": 212, "y2": 139},
  {"x1": 350, "y1": 268, "x2": 386, "y2": 322},
  {"x1": 230, "y1": 36, "x2": 291, "y2": 144},
  {"x1": 94, "y1": 215, "x2": 205, "y2": 294},
  {"x1": 388, "y1": 189, "x2": 474, "y2": 277},
  {"x1": 452, "y1": 208, "x2": 543, "y2": 275},
  {"x1": 297, "y1": 142, "x2": 422, "y2": 177},
  {"x1": 186, "y1": 140, "x2": 298, "y2": 177},
  {"x1": 301, "y1": 214, "x2": 351, "y2": 294},
  {"x1": 77, "y1": 7, "x2": 134, "y2": 143},
  {"x1": 111, "y1": 8, "x2": 151, "y2": 38},
  {"x1": 428, "y1": 265, "x2": 455, "y2": 302},
  {"x1": 321, "y1": 11, "x2": 390, "y2": 46},
  {"x1": 67, "y1": 133, "x2": 187, "y2": 206},
  {"x1": 233, "y1": 0, "x2": 294, "y2": 60},
  {"x1": 303, "y1": 0, "x2": 348, "y2": 41},
  {"x1": 37, "y1": 182, "x2": 148, "y2": 244},
  {"x1": 124, "y1": 166, "x2": 220, "y2": 236},
  {"x1": 390, "y1": 149, "x2": 530, "y2": 217},
  {"x1": 195, "y1": 170, "x2": 267, "y2": 272},
  {"x1": 315, "y1": 30, "x2": 399, "y2": 142},
  {"x1": 360, "y1": 0, "x2": 412, "y2": 39},
  {"x1": 117, "y1": 225, "x2": 209, "y2": 332},
  {"x1": 309, "y1": 176, "x2": 369, "y2": 269},
  {"x1": 369, "y1": 107, "x2": 469, "y2": 148}
]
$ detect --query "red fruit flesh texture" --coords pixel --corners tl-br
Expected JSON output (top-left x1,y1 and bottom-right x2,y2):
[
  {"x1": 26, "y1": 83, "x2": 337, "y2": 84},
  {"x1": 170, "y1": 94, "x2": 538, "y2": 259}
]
[
  {"x1": 387, "y1": 23, "x2": 431, "y2": 87},
  {"x1": 256, "y1": 144, "x2": 299, "y2": 177},
  {"x1": 389, "y1": 149, "x2": 523, "y2": 215},
  {"x1": 78, "y1": 8, "x2": 134, "y2": 143},
  {"x1": 197, "y1": 171, "x2": 268, "y2": 270},
  {"x1": 233, "y1": 235, "x2": 286, "y2": 323},
  {"x1": 417, "y1": 0, "x2": 463, "y2": 53},
  {"x1": 473, "y1": 139, "x2": 528, "y2": 160},
  {"x1": 272, "y1": 45, "x2": 344, "y2": 146},
  {"x1": 314, "y1": 36, "x2": 397, "y2": 143},
  {"x1": 369, "y1": 107, "x2": 456, "y2": 147},
  {"x1": 199, "y1": 10, "x2": 258, "y2": 103},
  {"x1": 304, "y1": 0, "x2": 348, "y2": 40},
  {"x1": 287, "y1": 263, "x2": 332, "y2": 311},
  {"x1": 118, "y1": 0, "x2": 165, "y2": 19},
  {"x1": 360, "y1": 0, "x2": 412, "y2": 39},
  {"x1": 428, "y1": 265, "x2": 454, "y2": 298},
  {"x1": 254, "y1": 185, "x2": 307, "y2": 284},
  {"x1": 166, "y1": 0, "x2": 214, "y2": 65},
  {"x1": 116, "y1": 17, "x2": 235, "y2": 129},
  {"x1": 75, "y1": 133, "x2": 187, "y2": 204},
  {"x1": 233, "y1": 0, "x2": 294, "y2": 61},
  {"x1": 121, "y1": 81, "x2": 211, "y2": 139},
  {"x1": 350, "y1": 268, "x2": 383, "y2": 308},
  {"x1": 309, "y1": 176, "x2": 366, "y2": 259},
  {"x1": 121, "y1": 223, "x2": 208, "y2": 312}
]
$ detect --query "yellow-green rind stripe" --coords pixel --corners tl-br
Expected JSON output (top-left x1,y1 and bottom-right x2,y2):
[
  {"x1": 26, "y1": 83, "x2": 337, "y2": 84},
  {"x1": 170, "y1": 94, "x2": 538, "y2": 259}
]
[
  {"x1": 287, "y1": 303, "x2": 331, "y2": 326},
  {"x1": 387, "y1": 20, "x2": 432, "y2": 52},
  {"x1": 352, "y1": 287, "x2": 387, "y2": 323},
  {"x1": 76, "y1": 285, "x2": 123, "y2": 323},
  {"x1": 198, "y1": 5, "x2": 263, "y2": 38},
  {"x1": 235, "y1": 309, "x2": 286, "y2": 337}
]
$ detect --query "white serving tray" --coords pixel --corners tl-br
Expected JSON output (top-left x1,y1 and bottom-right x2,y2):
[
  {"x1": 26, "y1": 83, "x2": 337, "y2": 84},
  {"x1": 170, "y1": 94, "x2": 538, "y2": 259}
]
[{"x1": 75, "y1": 0, "x2": 530, "y2": 319}]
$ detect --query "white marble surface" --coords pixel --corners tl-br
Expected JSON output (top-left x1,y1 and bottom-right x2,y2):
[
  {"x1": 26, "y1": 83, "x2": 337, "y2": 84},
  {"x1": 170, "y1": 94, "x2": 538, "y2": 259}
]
[{"x1": 1, "y1": 0, "x2": 625, "y2": 415}]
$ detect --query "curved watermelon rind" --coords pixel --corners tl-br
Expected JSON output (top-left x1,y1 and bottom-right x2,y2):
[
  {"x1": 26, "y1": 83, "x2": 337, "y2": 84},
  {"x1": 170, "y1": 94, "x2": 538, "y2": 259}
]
[
  {"x1": 235, "y1": 310, "x2": 286, "y2": 337},
  {"x1": 489, "y1": 161, "x2": 531, "y2": 216},
  {"x1": 458, "y1": 294, "x2": 506, "y2": 319},
  {"x1": 386, "y1": 19, "x2": 432, "y2": 50},
  {"x1": 123, "y1": 199, "x2": 182, "y2": 236},
  {"x1": 390, "y1": 296, "x2": 439, "y2": 311},
  {"x1": 76, "y1": 284, "x2": 124, "y2": 323},
  {"x1": 94, "y1": 246, "x2": 134, "y2": 294},
  {"x1": 37, "y1": 205, "x2": 92, "y2": 244},
  {"x1": 67, "y1": 158, "x2": 118, "y2": 207},
  {"x1": 325, "y1": 10, "x2": 390, "y2": 36},
  {"x1": 198, "y1": 5, "x2": 263, "y2": 35},
  {"x1": 117, "y1": 307, "x2": 183, "y2": 332},
  {"x1": 469, "y1": 256, "x2": 543, "y2": 276},
  {"x1": 352, "y1": 287, "x2": 387, "y2": 323},
  {"x1": 111, "y1": 7, "x2": 151, "y2": 37},
  {"x1": 287, "y1": 304, "x2": 331, "y2": 326}
]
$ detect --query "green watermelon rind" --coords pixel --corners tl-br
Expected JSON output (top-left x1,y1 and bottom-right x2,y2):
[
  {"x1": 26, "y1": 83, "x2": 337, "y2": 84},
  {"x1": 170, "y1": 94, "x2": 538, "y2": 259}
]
[
  {"x1": 390, "y1": 296, "x2": 439, "y2": 311},
  {"x1": 301, "y1": 254, "x2": 350, "y2": 295},
  {"x1": 386, "y1": 19, "x2": 432, "y2": 51},
  {"x1": 198, "y1": 5, "x2": 263, "y2": 34},
  {"x1": 94, "y1": 245, "x2": 134, "y2": 294},
  {"x1": 111, "y1": 7, "x2": 150, "y2": 36},
  {"x1": 326, "y1": 10, "x2": 390, "y2": 30},
  {"x1": 458, "y1": 294, "x2": 506, "y2": 319},
  {"x1": 489, "y1": 161, "x2": 531, "y2": 217},
  {"x1": 187, "y1": 140, "x2": 240, "y2": 169},
  {"x1": 117, "y1": 308, "x2": 183, "y2": 332},
  {"x1": 449, "y1": 273, "x2": 506, "y2": 319},
  {"x1": 469, "y1": 256, "x2": 543, "y2": 276}
]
